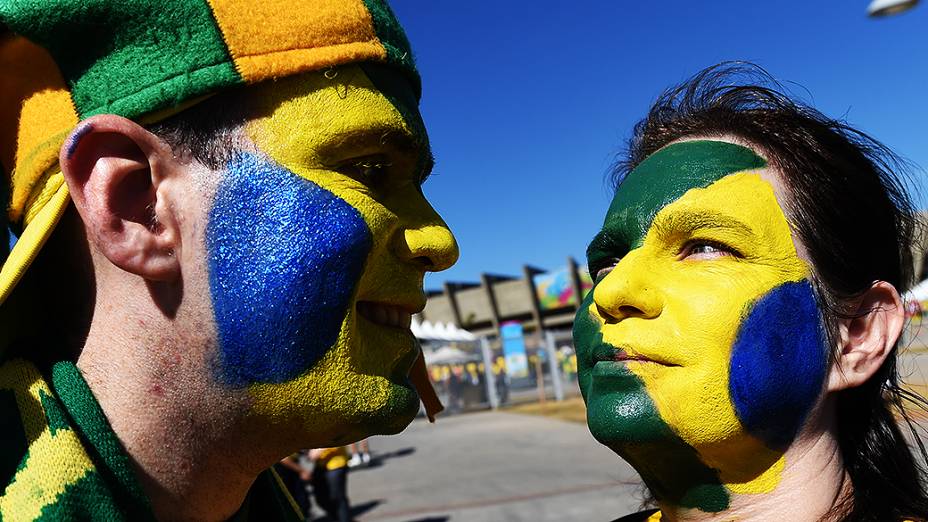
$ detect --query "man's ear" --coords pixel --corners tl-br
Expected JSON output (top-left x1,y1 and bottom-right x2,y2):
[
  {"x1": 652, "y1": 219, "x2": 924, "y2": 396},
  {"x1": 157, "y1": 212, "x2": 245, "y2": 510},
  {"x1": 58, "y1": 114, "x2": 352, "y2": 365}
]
[
  {"x1": 827, "y1": 281, "x2": 904, "y2": 392},
  {"x1": 59, "y1": 114, "x2": 182, "y2": 281}
]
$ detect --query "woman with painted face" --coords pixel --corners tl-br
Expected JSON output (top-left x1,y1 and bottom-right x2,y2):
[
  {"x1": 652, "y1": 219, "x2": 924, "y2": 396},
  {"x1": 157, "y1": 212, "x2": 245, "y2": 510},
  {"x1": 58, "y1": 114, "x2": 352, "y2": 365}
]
[{"x1": 574, "y1": 63, "x2": 928, "y2": 522}]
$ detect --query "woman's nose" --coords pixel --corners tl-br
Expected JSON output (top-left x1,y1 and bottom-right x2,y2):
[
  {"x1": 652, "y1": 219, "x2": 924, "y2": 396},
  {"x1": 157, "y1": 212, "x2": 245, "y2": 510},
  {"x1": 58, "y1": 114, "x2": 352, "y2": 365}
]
[{"x1": 592, "y1": 251, "x2": 663, "y2": 322}]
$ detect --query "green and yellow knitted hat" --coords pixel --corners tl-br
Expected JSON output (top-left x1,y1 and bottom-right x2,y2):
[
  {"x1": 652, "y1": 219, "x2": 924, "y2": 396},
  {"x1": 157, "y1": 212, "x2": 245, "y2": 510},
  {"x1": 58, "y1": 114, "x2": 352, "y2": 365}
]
[{"x1": 0, "y1": 0, "x2": 418, "y2": 306}]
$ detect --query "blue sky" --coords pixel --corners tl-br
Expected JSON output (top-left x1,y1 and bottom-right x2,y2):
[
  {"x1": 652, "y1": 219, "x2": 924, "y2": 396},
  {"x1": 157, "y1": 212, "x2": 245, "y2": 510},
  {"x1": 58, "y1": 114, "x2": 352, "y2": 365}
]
[{"x1": 389, "y1": 1, "x2": 928, "y2": 291}]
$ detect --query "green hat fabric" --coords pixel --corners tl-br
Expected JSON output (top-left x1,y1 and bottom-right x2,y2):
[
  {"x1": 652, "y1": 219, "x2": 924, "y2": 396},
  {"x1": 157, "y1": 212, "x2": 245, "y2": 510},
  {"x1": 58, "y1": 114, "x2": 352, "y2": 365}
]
[{"x1": 0, "y1": 0, "x2": 418, "y2": 306}]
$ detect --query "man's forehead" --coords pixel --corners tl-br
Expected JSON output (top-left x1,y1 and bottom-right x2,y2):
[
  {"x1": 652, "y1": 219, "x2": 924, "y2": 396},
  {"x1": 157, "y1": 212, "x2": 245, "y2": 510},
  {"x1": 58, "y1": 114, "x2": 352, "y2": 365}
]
[
  {"x1": 358, "y1": 62, "x2": 423, "y2": 133},
  {"x1": 245, "y1": 63, "x2": 427, "y2": 161},
  {"x1": 359, "y1": 62, "x2": 432, "y2": 177},
  {"x1": 603, "y1": 140, "x2": 768, "y2": 245}
]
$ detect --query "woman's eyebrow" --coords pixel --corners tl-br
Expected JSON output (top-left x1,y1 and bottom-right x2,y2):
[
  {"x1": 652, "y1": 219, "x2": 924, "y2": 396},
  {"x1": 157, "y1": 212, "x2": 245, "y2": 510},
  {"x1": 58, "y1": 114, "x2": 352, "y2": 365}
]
[
  {"x1": 652, "y1": 208, "x2": 754, "y2": 237},
  {"x1": 586, "y1": 228, "x2": 629, "y2": 263}
]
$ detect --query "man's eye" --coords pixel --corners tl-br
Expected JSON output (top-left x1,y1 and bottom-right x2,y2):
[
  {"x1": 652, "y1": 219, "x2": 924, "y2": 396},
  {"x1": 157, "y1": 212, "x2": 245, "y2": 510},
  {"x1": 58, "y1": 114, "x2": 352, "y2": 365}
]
[{"x1": 337, "y1": 156, "x2": 393, "y2": 187}]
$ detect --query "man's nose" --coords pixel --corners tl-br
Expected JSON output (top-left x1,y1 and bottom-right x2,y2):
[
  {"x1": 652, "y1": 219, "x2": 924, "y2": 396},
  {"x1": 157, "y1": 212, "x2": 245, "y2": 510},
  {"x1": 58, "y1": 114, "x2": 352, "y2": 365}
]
[
  {"x1": 393, "y1": 216, "x2": 459, "y2": 272},
  {"x1": 592, "y1": 250, "x2": 663, "y2": 322}
]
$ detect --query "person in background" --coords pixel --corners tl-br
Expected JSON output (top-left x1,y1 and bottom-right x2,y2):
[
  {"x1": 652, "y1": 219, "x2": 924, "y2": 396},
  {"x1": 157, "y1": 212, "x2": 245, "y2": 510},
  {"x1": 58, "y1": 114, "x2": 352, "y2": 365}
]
[
  {"x1": 310, "y1": 447, "x2": 353, "y2": 522},
  {"x1": 277, "y1": 453, "x2": 312, "y2": 519},
  {"x1": 348, "y1": 439, "x2": 371, "y2": 468}
]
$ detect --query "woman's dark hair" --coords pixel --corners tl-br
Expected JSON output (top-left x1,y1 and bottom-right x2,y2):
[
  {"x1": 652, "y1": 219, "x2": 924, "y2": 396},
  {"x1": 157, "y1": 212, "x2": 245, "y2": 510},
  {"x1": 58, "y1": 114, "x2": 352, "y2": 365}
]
[{"x1": 614, "y1": 62, "x2": 928, "y2": 522}]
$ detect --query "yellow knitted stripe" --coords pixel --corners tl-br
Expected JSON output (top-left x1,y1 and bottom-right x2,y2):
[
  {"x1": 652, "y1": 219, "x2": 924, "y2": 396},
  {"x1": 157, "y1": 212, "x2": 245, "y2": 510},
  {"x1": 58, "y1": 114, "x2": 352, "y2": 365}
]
[
  {"x1": 0, "y1": 35, "x2": 79, "y2": 225},
  {"x1": 269, "y1": 467, "x2": 304, "y2": 518},
  {"x1": 0, "y1": 360, "x2": 95, "y2": 521},
  {"x1": 206, "y1": 0, "x2": 387, "y2": 83},
  {"x1": 0, "y1": 178, "x2": 69, "y2": 306}
]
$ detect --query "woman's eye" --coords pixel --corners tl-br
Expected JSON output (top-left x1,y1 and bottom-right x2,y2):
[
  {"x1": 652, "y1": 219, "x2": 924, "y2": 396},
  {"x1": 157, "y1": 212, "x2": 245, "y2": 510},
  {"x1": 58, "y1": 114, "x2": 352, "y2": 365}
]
[
  {"x1": 591, "y1": 262, "x2": 617, "y2": 282},
  {"x1": 691, "y1": 244, "x2": 723, "y2": 255},
  {"x1": 680, "y1": 241, "x2": 738, "y2": 260}
]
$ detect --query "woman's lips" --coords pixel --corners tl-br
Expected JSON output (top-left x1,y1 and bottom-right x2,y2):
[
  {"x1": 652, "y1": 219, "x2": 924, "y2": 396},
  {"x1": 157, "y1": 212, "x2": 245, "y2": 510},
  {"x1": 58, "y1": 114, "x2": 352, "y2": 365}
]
[
  {"x1": 356, "y1": 301, "x2": 413, "y2": 329},
  {"x1": 589, "y1": 345, "x2": 678, "y2": 367},
  {"x1": 613, "y1": 350, "x2": 655, "y2": 363}
]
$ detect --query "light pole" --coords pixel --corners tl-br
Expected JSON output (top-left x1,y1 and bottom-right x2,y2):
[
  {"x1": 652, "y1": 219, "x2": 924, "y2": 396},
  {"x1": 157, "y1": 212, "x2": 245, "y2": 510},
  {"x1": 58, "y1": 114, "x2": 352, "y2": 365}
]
[{"x1": 867, "y1": 0, "x2": 919, "y2": 17}]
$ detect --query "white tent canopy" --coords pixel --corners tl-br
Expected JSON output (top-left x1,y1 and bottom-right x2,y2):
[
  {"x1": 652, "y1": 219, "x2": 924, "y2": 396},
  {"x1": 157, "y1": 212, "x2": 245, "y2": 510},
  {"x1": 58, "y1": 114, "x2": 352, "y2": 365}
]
[
  {"x1": 412, "y1": 317, "x2": 476, "y2": 342},
  {"x1": 904, "y1": 279, "x2": 928, "y2": 303},
  {"x1": 423, "y1": 345, "x2": 480, "y2": 365}
]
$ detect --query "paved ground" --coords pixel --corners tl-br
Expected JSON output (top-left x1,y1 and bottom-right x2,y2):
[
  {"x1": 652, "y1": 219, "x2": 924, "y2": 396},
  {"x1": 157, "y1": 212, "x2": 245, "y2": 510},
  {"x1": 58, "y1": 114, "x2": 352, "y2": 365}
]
[
  {"x1": 343, "y1": 412, "x2": 643, "y2": 522},
  {"x1": 323, "y1": 323, "x2": 928, "y2": 522}
]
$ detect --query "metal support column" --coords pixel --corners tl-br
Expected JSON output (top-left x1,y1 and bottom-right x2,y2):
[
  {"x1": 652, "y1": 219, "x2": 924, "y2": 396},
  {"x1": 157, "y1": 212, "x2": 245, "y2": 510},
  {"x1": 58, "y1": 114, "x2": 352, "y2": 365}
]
[
  {"x1": 480, "y1": 273, "x2": 502, "y2": 337},
  {"x1": 544, "y1": 331, "x2": 564, "y2": 402},
  {"x1": 443, "y1": 281, "x2": 464, "y2": 327},
  {"x1": 480, "y1": 337, "x2": 500, "y2": 409}
]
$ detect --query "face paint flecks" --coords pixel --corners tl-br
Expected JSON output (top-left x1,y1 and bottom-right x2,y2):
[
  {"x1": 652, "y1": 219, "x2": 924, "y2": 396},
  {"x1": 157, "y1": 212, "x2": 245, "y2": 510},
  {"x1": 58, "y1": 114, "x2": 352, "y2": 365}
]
[
  {"x1": 575, "y1": 140, "x2": 829, "y2": 511},
  {"x1": 65, "y1": 122, "x2": 94, "y2": 158},
  {"x1": 206, "y1": 151, "x2": 371, "y2": 386}
]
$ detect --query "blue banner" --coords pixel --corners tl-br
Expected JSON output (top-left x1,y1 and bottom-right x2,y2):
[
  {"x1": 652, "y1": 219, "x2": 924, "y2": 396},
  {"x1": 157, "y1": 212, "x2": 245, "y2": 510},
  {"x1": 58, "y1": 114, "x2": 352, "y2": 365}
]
[{"x1": 500, "y1": 322, "x2": 529, "y2": 379}]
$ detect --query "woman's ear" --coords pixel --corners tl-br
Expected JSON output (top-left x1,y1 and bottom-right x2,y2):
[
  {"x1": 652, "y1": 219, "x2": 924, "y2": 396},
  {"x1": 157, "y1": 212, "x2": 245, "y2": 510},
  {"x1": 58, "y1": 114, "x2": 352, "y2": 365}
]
[
  {"x1": 827, "y1": 281, "x2": 904, "y2": 392},
  {"x1": 59, "y1": 114, "x2": 183, "y2": 282}
]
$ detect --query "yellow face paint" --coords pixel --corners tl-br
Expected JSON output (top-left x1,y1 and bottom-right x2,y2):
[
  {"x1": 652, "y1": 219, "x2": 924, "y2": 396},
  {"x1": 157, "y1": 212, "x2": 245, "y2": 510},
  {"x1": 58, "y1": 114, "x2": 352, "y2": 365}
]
[
  {"x1": 599, "y1": 173, "x2": 803, "y2": 488},
  {"x1": 576, "y1": 141, "x2": 829, "y2": 511},
  {"x1": 212, "y1": 64, "x2": 457, "y2": 446},
  {"x1": 609, "y1": 173, "x2": 804, "y2": 434}
]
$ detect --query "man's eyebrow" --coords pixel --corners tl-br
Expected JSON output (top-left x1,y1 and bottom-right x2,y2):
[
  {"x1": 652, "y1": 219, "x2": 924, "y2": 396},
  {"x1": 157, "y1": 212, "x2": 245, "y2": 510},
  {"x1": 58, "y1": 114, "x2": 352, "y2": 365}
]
[
  {"x1": 318, "y1": 126, "x2": 433, "y2": 184},
  {"x1": 652, "y1": 208, "x2": 754, "y2": 237},
  {"x1": 320, "y1": 126, "x2": 421, "y2": 152},
  {"x1": 376, "y1": 128, "x2": 434, "y2": 186},
  {"x1": 418, "y1": 150, "x2": 435, "y2": 186}
]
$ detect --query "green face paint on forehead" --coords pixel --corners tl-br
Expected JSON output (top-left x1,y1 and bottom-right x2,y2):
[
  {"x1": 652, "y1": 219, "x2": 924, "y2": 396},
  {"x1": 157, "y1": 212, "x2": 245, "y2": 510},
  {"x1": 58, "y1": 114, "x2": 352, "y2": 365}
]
[{"x1": 587, "y1": 141, "x2": 766, "y2": 270}]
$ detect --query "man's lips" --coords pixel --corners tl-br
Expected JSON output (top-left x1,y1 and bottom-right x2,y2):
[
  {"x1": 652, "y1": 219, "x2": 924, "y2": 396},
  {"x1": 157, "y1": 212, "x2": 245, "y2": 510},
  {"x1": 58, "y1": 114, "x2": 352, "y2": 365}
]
[{"x1": 356, "y1": 301, "x2": 415, "y2": 329}]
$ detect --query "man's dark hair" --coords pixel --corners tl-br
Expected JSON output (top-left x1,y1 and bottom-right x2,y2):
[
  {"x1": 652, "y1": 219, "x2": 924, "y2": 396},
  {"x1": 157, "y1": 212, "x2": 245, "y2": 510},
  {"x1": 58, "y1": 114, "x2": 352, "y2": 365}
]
[
  {"x1": 146, "y1": 86, "x2": 254, "y2": 170},
  {"x1": 614, "y1": 62, "x2": 928, "y2": 522}
]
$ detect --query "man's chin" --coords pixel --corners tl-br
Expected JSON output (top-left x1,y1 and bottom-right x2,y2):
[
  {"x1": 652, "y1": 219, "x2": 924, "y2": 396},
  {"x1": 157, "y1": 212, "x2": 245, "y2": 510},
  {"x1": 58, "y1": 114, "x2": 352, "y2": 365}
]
[
  {"x1": 290, "y1": 382, "x2": 419, "y2": 447},
  {"x1": 363, "y1": 380, "x2": 420, "y2": 436}
]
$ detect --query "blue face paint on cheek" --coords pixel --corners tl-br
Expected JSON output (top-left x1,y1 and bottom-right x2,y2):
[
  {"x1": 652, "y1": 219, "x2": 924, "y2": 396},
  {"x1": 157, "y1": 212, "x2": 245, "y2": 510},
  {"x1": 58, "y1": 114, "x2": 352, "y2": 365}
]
[
  {"x1": 729, "y1": 280, "x2": 828, "y2": 449},
  {"x1": 206, "y1": 152, "x2": 372, "y2": 386}
]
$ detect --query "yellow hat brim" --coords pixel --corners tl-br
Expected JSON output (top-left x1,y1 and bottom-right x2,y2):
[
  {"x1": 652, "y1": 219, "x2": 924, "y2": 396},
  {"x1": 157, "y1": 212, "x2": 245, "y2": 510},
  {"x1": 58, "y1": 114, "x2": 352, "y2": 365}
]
[{"x1": 0, "y1": 179, "x2": 69, "y2": 305}]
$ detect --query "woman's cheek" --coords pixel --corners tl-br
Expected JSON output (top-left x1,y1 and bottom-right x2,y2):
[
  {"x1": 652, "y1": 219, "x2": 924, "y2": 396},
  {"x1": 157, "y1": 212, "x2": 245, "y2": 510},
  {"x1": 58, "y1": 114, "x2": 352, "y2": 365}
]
[{"x1": 728, "y1": 280, "x2": 829, "y2": 449}]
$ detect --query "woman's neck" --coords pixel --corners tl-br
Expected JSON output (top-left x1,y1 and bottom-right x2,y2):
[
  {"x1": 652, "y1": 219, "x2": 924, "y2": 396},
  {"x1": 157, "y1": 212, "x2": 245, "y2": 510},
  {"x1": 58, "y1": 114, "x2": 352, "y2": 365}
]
[{"x1": 656, "y1": 429, "x2": 850, "y2": 522}]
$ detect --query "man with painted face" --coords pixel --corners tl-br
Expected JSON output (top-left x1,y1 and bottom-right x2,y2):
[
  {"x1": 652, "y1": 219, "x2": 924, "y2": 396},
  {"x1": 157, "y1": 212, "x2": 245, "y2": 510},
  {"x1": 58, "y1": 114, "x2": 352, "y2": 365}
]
[
  {"x1": 575, "y1": 65, "x2": 928, "y2": 522},
  {"x1": 0, "y1": 2, "x2": 457, "y2": 520}
]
